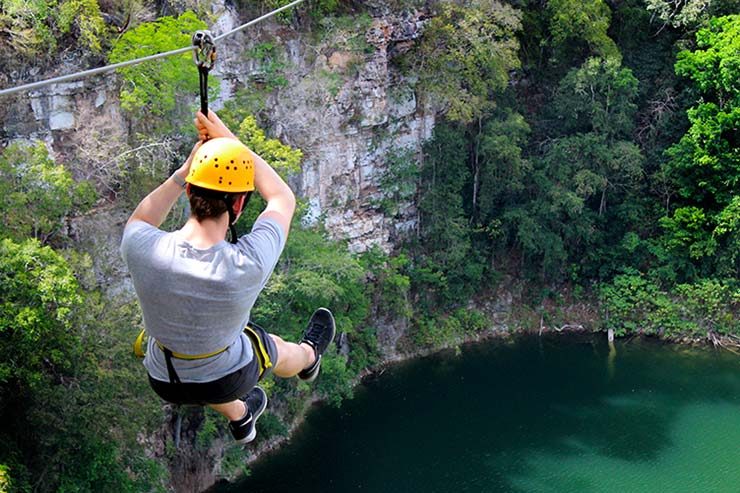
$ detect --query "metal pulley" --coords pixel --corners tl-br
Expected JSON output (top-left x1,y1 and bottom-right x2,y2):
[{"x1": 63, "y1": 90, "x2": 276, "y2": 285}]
[{"x1": 192, "y1": 30, "x2": 216, "y2": 116}]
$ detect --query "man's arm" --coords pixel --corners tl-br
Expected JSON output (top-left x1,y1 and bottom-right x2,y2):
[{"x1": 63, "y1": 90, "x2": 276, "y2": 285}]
[
  {"x1": 195, "y1": 111, "x2": 296, "y2": 237},
  {"x1": 126, "y1": 141, "x2": 201, "y2": 227}
]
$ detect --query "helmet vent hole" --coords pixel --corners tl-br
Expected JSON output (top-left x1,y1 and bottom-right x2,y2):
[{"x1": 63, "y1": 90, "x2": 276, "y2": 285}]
[
  {"x1": 229, "y1": 182, "x2": 232, "y2": 185},
  {"x1": 215, "y1": 164, "x2": 219, "y2": 168},
  {"x1": 230, "y1": 160, "x2": 234, "y2": 164},
  {"x1": 226, "y1": 166, "x2": 230, "y2": 170},
  {"x1": 214, "y1": 157, "x2": 218, "y2": 161}
]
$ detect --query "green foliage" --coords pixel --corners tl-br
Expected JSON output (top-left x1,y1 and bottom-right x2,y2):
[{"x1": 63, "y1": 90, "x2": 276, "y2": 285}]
[
  {"x1": 500, "y1": 57, "x2": 643, "y2": 280},
  {"x1": 645, "y1": 0, "x2": 713, "y2": 28},
  {"x1": 660, "y1": 15, "x2": 740, "y2": 279},
  {"x1": 0, "y1": 238, "x2": 83, "y2": 388},
  {"x1": 259, "y1": 0, "x2": 345, "y2": 24},
  {"x1": 0, "y1": 141, "x2": 97, "y2": 244},
  {"x1": 548, "y1": 0, "x2": 620, "y2": 62},
  {"x1": 360, "y1": 247, "x2": 412, "y2": 321},
  {"x1": 256, "y1": 412, "x2": 289, "y2": 439},
  {"x1": 246, "y1": 42, "x2": 289, "y2": 90},
  {"x1": 55, "y1": 0, "x2": 107, "y2": 52},
  {"x1": 412, "y1": 308, "x2": 490, "y2": 347},
  {"x1": 315, "y1": 353, "x2": 354, "y2": 407},
  {"x1": 236, "y1": 116, "x2": 303, "y2": 179},
  {"x1": 318, "y1": 13, "x2": 374, "y2": 56},
  {"x1": 0, "y1": 238, "x2": 158, "y2": 492},
  {"x1": 409, "y1": 0, "x2": 522, "y2": 122},
  {"x1": 600, "y1": 273, "x2": 693, "y2": 336},
  {"x1": 252, "y1": 226, "x2": 368, "y2": 339},
  {"x1": 196, "y1": 410, "x2": 220, "y2": 449},
  {"x1": 476, "y1": 110, "x2": 531, "y2": 228},
  {"x1": 0, "y1": 464, "x2": 9, "y2": 493},
  {"x1": 601, "y1": 274, "x2": 739, "y2": 336},
  {"x1": 109, "y1": 11, "x2": 210, "y2": 130},
  {"x1": 373, "y1": 147, "x2": 418, "y2": 217},
  {"x1": 0, "y1": 0, "x2": 106, "y2": 64},
  {"x1": 675, "y1": 279, "x2": 739, "y2": 334},
  {"x1": 414, "y1": 122, "x2": 485, "y2": 307},
  {"x1": 668, "y1": 15, "x2": 739, "y2": 204},
  {"x1": 221, "y1": 446, "x2": 250, "y2": 479},
  {"x1": 552, "y1": 57, "x2": 639, "y2": 139},
  {"x1": 660, "y1": 206, "x2": 717, "y2": 258}
]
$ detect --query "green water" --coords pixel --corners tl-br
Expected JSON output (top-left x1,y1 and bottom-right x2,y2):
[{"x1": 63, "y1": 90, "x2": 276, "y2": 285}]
[{"x1": 213, "y1": 334, "x2": 740, "y2": 493}]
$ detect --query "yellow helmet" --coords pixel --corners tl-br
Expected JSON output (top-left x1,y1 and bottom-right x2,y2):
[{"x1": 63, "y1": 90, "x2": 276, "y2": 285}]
[{"x1": 186, "y1": 138, "x2": 255, "y2": 192}]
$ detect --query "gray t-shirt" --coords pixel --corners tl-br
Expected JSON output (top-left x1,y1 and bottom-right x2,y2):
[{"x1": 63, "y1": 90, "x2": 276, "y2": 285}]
[{"x1": 120, "y1": 218, "x2": 285, "y2": 383}]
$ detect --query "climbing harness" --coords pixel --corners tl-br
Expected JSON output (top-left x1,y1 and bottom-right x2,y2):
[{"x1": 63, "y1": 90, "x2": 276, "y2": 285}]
[
  {"x1": 191, "y1": 30, "x2": 216, "y2": 116},
  {"x1": 243, "y1": 323, "x2": 274, "y2": 378},
  {"x1": 134, "y1": 322, "x2": 273, "y2": 384},
  {"x1": 0, "y1": 0, "x2": 306, "y2": 98}
]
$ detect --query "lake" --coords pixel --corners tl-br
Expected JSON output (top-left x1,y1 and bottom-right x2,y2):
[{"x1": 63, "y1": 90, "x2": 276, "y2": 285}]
[{"x1": 214, "y1": 333, "x2": 740, "y2": 492}]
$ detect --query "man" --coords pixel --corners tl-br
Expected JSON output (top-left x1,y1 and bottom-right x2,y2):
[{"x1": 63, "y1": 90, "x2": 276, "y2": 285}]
[{"x1": 120, "y1": 110, "x2": 335, "y2": 444}]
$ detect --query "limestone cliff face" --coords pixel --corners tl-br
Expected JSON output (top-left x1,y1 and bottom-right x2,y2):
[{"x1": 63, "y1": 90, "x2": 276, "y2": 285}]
[
  {"x1": 211, "y1": 3, "x2": 432, "y2": 252},
  {"x1": 1, "y1": 2, "x2": 433, "y2": 254}
]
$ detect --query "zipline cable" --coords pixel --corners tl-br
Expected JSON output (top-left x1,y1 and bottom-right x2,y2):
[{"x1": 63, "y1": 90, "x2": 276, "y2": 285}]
[{"x1": 0, "y1": 0, "x2": 305, "y2": 98}]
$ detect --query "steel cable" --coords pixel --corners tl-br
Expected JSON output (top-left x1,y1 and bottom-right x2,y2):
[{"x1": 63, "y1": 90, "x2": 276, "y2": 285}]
[{"x1": 0, "y1": 0, "x2": 305, "y2": 98}]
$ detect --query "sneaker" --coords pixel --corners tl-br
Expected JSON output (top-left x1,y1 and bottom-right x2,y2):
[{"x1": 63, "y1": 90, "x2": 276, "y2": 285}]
[
  {"x1": 297, "y1": 308, "x2": 336, "y2": 382},
  {"x1": 228, "y1": 386, "x2": 267, "y2": 444}
]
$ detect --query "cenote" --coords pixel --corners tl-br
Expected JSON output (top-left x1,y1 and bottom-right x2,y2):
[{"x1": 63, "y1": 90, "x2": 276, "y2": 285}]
[{"x1": 213, "y1": 334, "x2": 740, "y2": 493}]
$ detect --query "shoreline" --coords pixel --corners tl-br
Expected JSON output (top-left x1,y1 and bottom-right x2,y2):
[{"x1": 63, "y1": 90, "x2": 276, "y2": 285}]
[{"x1": 210, "y1": 324, "x2": 739, "y2": 490}]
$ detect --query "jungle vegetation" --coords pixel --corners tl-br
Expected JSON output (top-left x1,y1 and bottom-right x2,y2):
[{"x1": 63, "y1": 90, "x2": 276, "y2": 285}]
[{"x1": 0, "y1": 0, "x2": 738, "y2": 490}]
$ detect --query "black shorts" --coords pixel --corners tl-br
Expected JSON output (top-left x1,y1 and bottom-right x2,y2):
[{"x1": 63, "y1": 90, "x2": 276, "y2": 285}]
[{"x1": 148, "y1": 323, "x2": 279, "y2": 405}]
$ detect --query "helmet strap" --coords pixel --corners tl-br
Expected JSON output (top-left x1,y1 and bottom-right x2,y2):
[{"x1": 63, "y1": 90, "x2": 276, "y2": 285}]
[
  {"x1": 223, "y1": 194, "x2": 238, "y2": 244},
  {"x1": 223, "y1": 192, "x2": 252, "y2": 244}
]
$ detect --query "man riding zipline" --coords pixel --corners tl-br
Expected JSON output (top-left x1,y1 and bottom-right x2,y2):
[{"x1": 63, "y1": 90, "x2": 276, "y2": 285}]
[{"x1": 120, "y1": 110, "x2": 335, "y2": 444}]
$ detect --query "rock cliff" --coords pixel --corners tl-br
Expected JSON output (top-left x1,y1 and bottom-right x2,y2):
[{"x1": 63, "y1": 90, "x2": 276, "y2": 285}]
[{"x1": 2, "y1": 1, "x2": 434, "y2": 254}]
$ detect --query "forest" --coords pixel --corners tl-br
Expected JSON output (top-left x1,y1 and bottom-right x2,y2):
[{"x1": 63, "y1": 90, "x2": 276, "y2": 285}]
[{"x1": 0, "y1": 0, "x2": 738, "y2": 491}]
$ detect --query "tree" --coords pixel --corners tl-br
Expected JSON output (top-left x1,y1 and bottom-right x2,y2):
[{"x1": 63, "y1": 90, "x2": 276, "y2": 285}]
[
  {"x1": 0, "y1": 141, "x2": 96, "y2": 244},
  {"x1": 0, "y1": 0, "x2": 106, "y2": 66},
  {"x1": 547, "y1": 0, "x2": 620, "y2": 62},
  {"x1": 409, "y1": 0, "x2": 522, "y2": 123},
  {"x1": 552, "y1": 57, "x2": 639, "y2": 139},
  {"x1": 235, "y1": 115, "x2": 303, "y2": 179},
  {"x1": 109, "y1": 11, "x2": 210, "y2": 130},
  {"x1": 413, "y1": 123, "x2": 484, "y2": 306},
  {"x1": 0, "y1": 237, "x2": 82, "y2": 393},
  {"x1": 661, "y1": 15, "x2": 739, "y2": 277},
  {"x1": 504, "y1": 57, "x2": 644, "y2": 280},
  {"x1": 476, "y1": 109, "x2": 531, "y2": 247},
  {"x1": 645, "y1": 0, "x2": 713, "y2": 29}
]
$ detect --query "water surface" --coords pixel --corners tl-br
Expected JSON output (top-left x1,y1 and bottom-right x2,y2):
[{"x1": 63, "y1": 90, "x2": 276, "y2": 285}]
[{"x1": 215, "y1": 334, "x2": 740, "y2": 493}]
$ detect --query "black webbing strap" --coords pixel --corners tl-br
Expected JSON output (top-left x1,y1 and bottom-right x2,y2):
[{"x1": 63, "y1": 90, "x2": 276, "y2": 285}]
[
  {"x1": 198, "y1": 66, "x2": 209, "y2": 116},
  {"x1": 162, "y1": 347, "x2": 182, "y2": 385}
]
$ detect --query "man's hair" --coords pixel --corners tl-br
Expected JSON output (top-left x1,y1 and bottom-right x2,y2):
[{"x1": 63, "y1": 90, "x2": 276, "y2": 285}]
[{"x1": 188, "y1": 184, "x2": 245, "y2": 221}]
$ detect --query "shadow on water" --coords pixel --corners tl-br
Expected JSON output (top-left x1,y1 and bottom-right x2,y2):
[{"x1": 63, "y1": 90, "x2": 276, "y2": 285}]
[{"x1": 212, "y1": 333, "x2": 740, "y2": 493}]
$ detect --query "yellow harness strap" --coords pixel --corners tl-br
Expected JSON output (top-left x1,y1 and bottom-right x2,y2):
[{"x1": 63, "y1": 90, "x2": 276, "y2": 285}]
[
  {"x1": 244, "y1": 324, "x2": 273, "y2": 377},
  {"x1": 133, "y1": 326, "x2": 273, "y2": 375},
  {"x1": 133, "y1": 329, "x2": 147, "y2": 358},
  {"x1": 132, "y1": 329, "x2": 228, "y2": 360}
]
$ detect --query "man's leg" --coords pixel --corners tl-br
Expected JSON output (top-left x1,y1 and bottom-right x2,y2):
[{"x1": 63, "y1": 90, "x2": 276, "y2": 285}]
[
  {"x1": 269, "y1": 307, "x2": 336, "y2": 381},
  {"x1": 209, "y1": 400, "x2": 246, "y2": 421},
  {"x1": 270, "y1": 335, "x2": 316, "y2": 377},
  {"x1": 210, "y1": 387, "x2": 268, "y2": 445}
]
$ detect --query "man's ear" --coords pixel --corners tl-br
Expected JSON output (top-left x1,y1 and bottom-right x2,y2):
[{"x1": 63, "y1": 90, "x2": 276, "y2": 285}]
[
  {"x1": 233, "y1": 194, "x2": 247, "y2": 216},
  {"x1": 185, "y1": 183, "x2": 192, "y2": 196}
]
